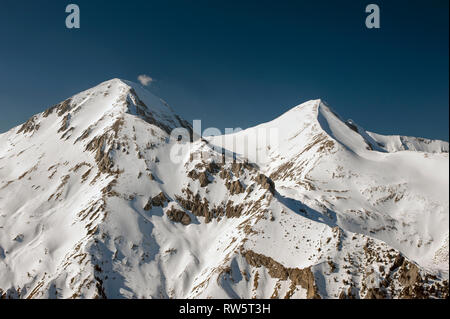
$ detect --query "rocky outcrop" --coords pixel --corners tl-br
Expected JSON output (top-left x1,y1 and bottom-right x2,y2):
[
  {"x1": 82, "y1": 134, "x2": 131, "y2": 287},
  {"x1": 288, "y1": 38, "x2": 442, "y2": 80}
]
[
  {"x1": 364, "y1": 288, "x2": 386, "y2": 299},
  {"x1": 361, "y1": 243, "x2": 449, "y2": 299},
  {"x1": 255, "y1": 174, "x2": 275, "y2": 194},
  {"x1": 166, "y1": 207, "x2": 191, "y2": 225},
  {"x1": 243, "y1": 250, "x2": 320, "y2": 299},
  {"x1": 17, "y1": 116, "x2": 40, "y2": 135},
  {"x1": 175, "y1": 190, "x2": 246, "y2": 223},
  {"x1": 226, "y1": 180, "x2": 245, "y2": 195},
  {"x1": 85, "y1": 133, "x2": 115, "y2": 175},
  {"x1": 144, "y1": 192, "x2": 168, "y2": 211},
  {"x1": 175, "y1": 192, "x2": 210, "y2": 220},
  {"x1": 42, "y1": 98, "x2": 73, "y2": 118},
  {"x1": 188, "y1": 170, "x2": 210, "y2": 187},
  {"x1": 224, "y1": 201, "x2": 244, "y2": 218}
]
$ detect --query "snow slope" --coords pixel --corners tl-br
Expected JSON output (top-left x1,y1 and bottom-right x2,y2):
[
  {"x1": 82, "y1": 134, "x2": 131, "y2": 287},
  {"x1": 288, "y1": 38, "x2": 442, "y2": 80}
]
[
  {"x1": 208, "y1": 100, "x2": 449, "y2": 272},
  {"x1": 0, "y1": 79, "x2": 448, "y2": 299}
]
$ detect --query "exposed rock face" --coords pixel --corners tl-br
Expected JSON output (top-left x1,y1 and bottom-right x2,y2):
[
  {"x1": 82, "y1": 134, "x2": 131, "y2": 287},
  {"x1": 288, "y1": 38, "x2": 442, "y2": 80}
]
[
  {"x1": 395, "y1": 257, "x2": 449, "y2": 299},
  {"x1": 255, "y1": 174, "x2": 275, "y2": 194},
  {"x1": 166, "y1": 207, "x2": 191, "y2": 225},
  {"x1": 399, "y1": 261, "x2": 421, "y2": 288},
  {"x1": 17, "y1": 116, "x2": 40, "y2": 134},
  {"x1": 205, "y1": 161, "x2": 221, "y2": 175},
  {"x1": 364, "y1": 288, "x2": 386, "y2": 299},
  {"x1": 144, "y1": 192, "x2": 168, "y2": 211},
  {"x1": 360, "y1": 243, "x2": 448, "y2": 299},
  {"x1": 85, "y1": 133, "x2": 118, "y2": 175},
  {"x1": 152, "y1": 192, "x2": 168, "y2": 207},
  {"x1": 188, "y1": 170, "x2": 210, "y2": 187},
  {"x1": 42, "y1": 98, "x2": 73, "y2": 118},
  {"x1": 174, "y1": 189, "x2": 247, "y2": 223},
  {"x1": 175, "y1": 192, "x2": 211, "y2": 221},
  {"x1": 58, "y1": 114, "x2": 71, "y2": 133},
  {"x1": 224, "y1": 201, "x2": 244, "y2": 218},
  {"x1": 243, "y1": 250, "x2": 320, "y2": 299},
  {"x1": 219, "y1": 169, "x2": 231, "y2": 180},
  {"x1": 289, "y1": 268, "x2": 321, "y2": 299},
  {"x1": 390, "y1": 254, "x2": 405, "y2": 272},
  {"x1": 198, "y1": 172, "x2": 210, "y2": 187},
  {"x1": 231, "y1": 162, "x2": 255, "y2": 176},
  {"x1": 226, "y1": 180, "x2": 245, "y2": 195}
]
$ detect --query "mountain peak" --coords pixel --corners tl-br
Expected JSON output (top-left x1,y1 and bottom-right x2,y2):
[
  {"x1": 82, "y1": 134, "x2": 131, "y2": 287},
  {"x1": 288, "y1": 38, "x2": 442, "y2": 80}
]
[
  {"x1": 0, "y1": 79, "x2": 448, "y2": 299},
  {"x1": 8, "y1": 78, "x2": 191, "y2": 143}
]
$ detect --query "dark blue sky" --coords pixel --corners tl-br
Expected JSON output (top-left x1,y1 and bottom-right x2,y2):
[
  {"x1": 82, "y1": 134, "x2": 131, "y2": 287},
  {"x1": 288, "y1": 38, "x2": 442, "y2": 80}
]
[{"x1": 0, "y1": 0, "x2": 448, "y2": 140}]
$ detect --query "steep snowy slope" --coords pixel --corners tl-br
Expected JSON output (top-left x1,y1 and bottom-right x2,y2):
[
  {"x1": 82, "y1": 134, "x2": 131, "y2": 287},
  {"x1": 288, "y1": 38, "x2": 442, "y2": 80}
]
[
  {"x1": 0, "y1": 80, "x2": 448, "y2": 299},
  {"x1": 208, "y1": 100, "x2": 449, "y2": 273}
]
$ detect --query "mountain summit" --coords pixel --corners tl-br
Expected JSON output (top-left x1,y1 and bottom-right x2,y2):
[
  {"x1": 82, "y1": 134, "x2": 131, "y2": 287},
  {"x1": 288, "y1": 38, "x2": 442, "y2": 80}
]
[{"x1": 0, "y1": 79, "x2": 448, "y2": 299}]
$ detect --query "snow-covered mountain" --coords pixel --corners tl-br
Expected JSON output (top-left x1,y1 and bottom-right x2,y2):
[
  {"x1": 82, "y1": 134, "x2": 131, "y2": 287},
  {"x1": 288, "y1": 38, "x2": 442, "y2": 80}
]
[{"x1": 0, "y1": 79, "x2": 448, "y2": 299}]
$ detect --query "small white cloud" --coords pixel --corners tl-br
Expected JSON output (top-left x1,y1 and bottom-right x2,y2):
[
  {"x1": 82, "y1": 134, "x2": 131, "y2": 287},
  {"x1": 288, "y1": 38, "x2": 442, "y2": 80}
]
[{"x1": 137, "y1": 74, "x2": 154, "y2": 86}]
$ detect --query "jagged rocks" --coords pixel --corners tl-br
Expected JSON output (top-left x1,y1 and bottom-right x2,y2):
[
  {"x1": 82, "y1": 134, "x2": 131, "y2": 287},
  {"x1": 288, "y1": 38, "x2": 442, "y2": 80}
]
[
  {"x1": 191, "y1": 161, "x2": 222, "y2": 187},
  {"x1": 188, "y1": 170, "x2": 210, "y2": 187},
  {"x1": 17, "y1": 116, "x2": 40, "y2": 134},
  {"x1": 111, "y1": 117, "x2": 124, "y2": 138},
  {"x1": 328, "y1": 260, "x2": 336, "y2": 272},
  {"x1": 289, "y1": 268, "x2": 321, "y2": 299},
  {"x1": 231, "y1": 162, "x2": 243, "y2": 177},
  {"x1": 175, "y1": 193, "x2": 212, "y2": 221},
  {"x1": 42, "y1": 98, "x2": 72, "y2": 118},
  {"x1": 244, "y1": 250, "x2": 289, "y2": 280},
  {"x1": 166, "y1": 208, "x2": 191, "y2": 225},
  {"x1": 269, "y1": 161, "x2": 295, "y2": 181},
  {"x1": 360, "y1": 242, "x2": 449, "y2": 299},
  {"x1": 175, "y1": 191, "x2": 246, "y2": 222},
  {"x1": 56, "y1": 99, "x2": 72, "y2": 116},
  {"x1": 85, "y1": 133, "x2": 115, "y2": 175},
  {"x1": 396, "y1": 259, "x2": 429, "y2": 299},
  {"x1": 225, "y1": 201, "x2": 244, "y2": 218},
  {"x1": 219, "y1": 169, "x2": 231, "y2": 180},
  {"x1": 58, "y1": 114, "x2": 71, "y2": 133},
  {"x1": 364, "y1": 288, "x2": 386, "y2": 299},
  {"x1": 151, "y1": 192, "x2": 168, "y2": 207},
  {"x1": 243, "y1": 250, "x2": 320, "y2": 299},
  {"x1": 205, "y1": 161, "x2": 221, "y2": 174},
  {"x1": 76, "y1": 128, "x2": 91, "y2": 143},
  {"x1": 144, "y1": 192, "x2": 168, "y2": 211},
  {"x1": 338, "y1": 288, "x2": 357, "y2": 299},
  {"x1": 198, "y1": 172, "x2": 209, "y2": 187},
  {"x1": 399, "y1": 261, "x2": 421, "y2": 288},
  {"x1": 101, "y1": 179, "x2": 119, "y2": 197},
  {"x1": 226, "y1": 180, "x2": 245, "y2": 195},
  {"x1": 48, "y1": 174, "x2": 70, "y2": 201},
  {"x1": 81, "y1": 169, "x2": 92, "y2": 183},
  {"x1": 232, "y1": 161, "x2": 254, "y2": 176},
  {"x1": 255, "y1": 174, "x2": 275, "y2": 194},
  {"x1": 390, "y1": 254, "x2": 405, "y2": 272}
]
